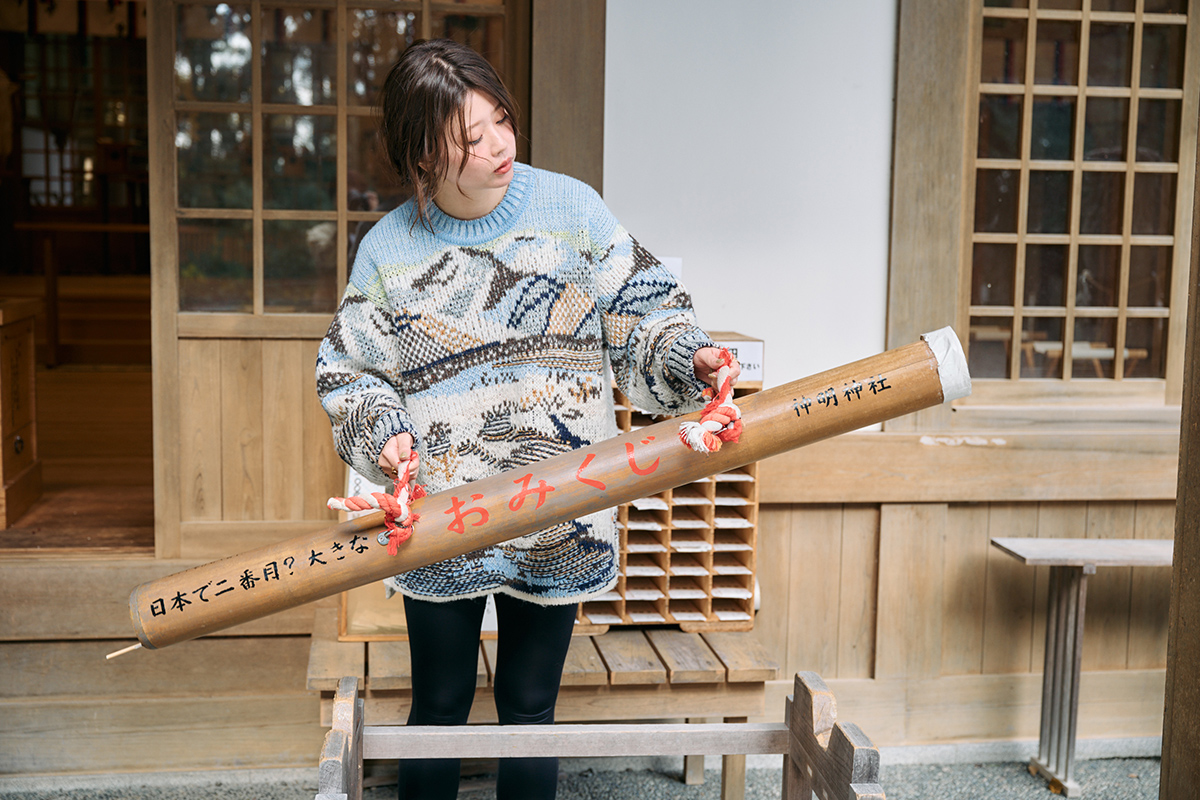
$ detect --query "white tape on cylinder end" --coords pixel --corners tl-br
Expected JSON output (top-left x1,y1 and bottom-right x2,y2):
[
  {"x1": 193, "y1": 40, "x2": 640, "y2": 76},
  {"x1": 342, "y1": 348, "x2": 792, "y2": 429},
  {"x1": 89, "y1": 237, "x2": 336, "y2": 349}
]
[{"x1": 921, "y1": 326, "x2": 972, "y2": 402}]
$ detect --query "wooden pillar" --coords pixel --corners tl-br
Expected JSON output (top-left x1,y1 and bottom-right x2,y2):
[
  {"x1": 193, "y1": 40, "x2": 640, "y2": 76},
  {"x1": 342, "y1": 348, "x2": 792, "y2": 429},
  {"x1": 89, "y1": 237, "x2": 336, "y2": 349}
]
[
  {"x1": 1160, "y1": 129, "x2": 1200, "y2": 796},
  {"x1": 530, "y1": 0, "x2": 605, "y2": 193}
]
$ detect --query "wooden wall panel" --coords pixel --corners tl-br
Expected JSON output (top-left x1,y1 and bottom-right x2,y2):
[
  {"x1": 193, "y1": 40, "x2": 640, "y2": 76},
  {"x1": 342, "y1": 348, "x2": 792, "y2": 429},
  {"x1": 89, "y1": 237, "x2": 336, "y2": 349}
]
[
  {"x1": 36, "y1": 369, "x2": 153, "y2": 486},
  {"x1": 220, "y1": 340, "x2": 264, "y2": 521},
  {"x1": 1082, "y1": 501, "x2": 1136, "y2": 671},
  {"x1": 1127, "y1": 501, "x2": 1174, "y2": 670},
  {"x1": 940, "y1": 503, "x2": 989, "y2": 676},
  {"x1": 0, "y1": 637, "x2": 311, "y2": 699},
  {"x1": 875, "y1": 504, "x2": 946, "y2": 680},
  {"x1": 784, "y1": 505, "x2": 842, "y2": 678},
  {"x1": 752, "y1": 505, "x2": 792, "y2": 675},
  {"x1": 0, "y1": 694, "x2": 323, "y2": 774},
  {"x1": 836, "y1": 506, "x2": 879, "y2": 679},
  {"x1": 262, "y1": 340, "x2": 306, "y2": 521},
  {"x1": 301, "y1": 339, "x2": 341, "y2": 522},
  {"x1": 0, "y1": 559, "x2": 328, "y2": 641},
  {"x1": 980, "y1": 503, "x2": 1039, "y2": 674},
  {"x1": 1031, "y1": 502, "x2": 1088, "y2": 671},
  {"x1": 178, "y1": 340, "x2": 223, "y2": 521}
]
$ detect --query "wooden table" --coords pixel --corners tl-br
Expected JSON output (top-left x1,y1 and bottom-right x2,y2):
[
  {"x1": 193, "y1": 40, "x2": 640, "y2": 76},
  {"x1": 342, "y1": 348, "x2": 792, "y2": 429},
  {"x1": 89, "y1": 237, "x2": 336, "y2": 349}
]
[
  {"x1": 990, "y1": 538, "x2": 1173, "y2": 797},
  {"x1": 306, "y1": 609, "x2": 778, "y2": 800}
]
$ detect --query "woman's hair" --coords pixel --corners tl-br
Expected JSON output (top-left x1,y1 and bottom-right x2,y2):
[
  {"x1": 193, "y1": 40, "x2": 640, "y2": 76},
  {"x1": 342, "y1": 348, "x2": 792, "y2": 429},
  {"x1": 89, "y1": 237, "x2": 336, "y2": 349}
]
[{"x1": 378, "y1": 39, "x2": 519, "y2": 228}]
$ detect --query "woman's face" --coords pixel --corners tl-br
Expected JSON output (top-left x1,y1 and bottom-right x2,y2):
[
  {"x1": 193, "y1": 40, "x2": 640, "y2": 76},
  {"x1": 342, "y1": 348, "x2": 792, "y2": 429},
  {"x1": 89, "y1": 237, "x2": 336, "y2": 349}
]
[{"x1": 436, "y1": 89, "x2": 516, "y2": 212}]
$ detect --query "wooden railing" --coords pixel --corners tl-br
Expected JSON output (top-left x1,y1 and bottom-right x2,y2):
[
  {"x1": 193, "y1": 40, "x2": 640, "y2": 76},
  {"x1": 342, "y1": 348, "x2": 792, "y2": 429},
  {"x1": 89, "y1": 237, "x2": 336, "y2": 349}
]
[{"x1": 314, "y1": 672, "x2": 887, "y2": 800}]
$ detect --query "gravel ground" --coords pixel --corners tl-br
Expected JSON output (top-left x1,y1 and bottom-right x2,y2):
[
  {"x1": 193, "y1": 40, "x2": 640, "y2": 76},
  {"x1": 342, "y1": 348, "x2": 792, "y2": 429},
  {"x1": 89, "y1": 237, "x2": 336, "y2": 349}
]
[{"x1": 0, "y1": 758, "x2": 1161, "y2": 800}]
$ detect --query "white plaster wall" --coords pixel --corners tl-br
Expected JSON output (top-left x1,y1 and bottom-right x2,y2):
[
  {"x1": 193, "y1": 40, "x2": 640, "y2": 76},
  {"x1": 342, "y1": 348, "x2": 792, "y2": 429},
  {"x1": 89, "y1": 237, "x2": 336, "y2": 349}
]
[{"x1": 604, "y1": 0, "x2": 898, "y2": 387}]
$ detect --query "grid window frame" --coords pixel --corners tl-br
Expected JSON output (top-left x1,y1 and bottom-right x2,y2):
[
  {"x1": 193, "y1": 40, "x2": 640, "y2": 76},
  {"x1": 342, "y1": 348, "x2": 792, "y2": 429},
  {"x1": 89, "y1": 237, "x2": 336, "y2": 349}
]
[
  {"x1": 167, "y1": 0, "x2": 520, "y2": 330},
  {"x1": 965, "y1": 0, "x2": 1195, "y2": 391}
]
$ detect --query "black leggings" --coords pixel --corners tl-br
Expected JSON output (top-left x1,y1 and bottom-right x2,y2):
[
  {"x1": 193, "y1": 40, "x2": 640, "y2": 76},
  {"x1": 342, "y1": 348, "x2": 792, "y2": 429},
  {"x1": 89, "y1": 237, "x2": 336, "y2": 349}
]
[{"x1": 398, "y1": 592, "x2": 579, "y2": 800}]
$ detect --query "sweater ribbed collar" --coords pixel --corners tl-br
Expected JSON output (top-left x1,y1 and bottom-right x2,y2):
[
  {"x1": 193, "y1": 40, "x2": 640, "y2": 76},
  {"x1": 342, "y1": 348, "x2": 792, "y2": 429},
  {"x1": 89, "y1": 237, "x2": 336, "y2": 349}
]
[{"x1": 424, "y1": 162, "x2": 534, "y2": 245}]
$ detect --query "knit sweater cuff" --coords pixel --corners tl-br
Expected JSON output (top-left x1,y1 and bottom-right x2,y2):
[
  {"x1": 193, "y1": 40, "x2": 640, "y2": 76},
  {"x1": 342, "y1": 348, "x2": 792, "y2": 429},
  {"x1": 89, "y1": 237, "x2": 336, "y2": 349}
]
[
  {"x1": 665, "y1": 327, "x2": 718, "y2": 397},
  {"x1": 370, "y1": 409, "x2": 421, "y2": 478}
]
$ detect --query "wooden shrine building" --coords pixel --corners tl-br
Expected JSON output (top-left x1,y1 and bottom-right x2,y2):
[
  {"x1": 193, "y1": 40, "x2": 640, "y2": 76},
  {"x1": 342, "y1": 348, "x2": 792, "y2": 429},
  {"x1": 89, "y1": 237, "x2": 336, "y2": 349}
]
[{"x1": 0, "y1": 0, "x2": 1197, "y2": 791}]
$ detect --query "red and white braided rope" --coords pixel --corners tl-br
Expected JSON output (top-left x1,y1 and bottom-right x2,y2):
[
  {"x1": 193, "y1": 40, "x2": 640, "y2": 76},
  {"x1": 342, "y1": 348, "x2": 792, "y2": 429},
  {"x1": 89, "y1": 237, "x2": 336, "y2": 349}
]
[
  {"x1": 327, "y1": 452, "x2": 426, "y2": 556},
  {"x1": 678, "y1": 349, "x2": 743, "y2": 454}
]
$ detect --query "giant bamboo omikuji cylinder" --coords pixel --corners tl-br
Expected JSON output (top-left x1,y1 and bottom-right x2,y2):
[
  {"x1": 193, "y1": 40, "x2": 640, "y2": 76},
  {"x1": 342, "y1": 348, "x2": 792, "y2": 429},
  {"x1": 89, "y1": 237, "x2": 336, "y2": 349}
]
[{"x1": 129, "y1": 328, "x2": 971, "y2": 650}]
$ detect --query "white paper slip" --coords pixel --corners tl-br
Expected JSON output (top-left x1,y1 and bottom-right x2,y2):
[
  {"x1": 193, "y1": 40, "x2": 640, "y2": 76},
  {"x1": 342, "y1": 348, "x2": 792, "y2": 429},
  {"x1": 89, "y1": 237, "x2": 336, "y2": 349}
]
[
  {"x1": 670, "y1": 611, "x2": 708, "y2": 622},
  {"x1": 593, "y1": 591, "x2": 622, "y2": 602},
  {"x1": 671, "y1": 540, "x2": 712, "y2": 553},
  {"x1": 626, "y1": 519, "x2": 663, "y2": 530},
  {"x1": 713, "y1": 541, "x2": 753, "y2": 552},
  {"x1": 585, "y1": 612, "x2": 623, "y2": 624},
  {"x1": 715, "y1": 610, "x2": 753, "y2": 621},
  {"x1": 712, "y1": 587, "x2": 753, "y2": 599},
  {"x1": 626, "y1": 542, "x2": 668, "y2": 553},
  {"x1": 714, "y1": 472, "x2": 754, "y2": 482},
  {"x1": 667, "y1": 588, "x2": 707, "y2": 600},
  {"x1": 625, "y1": 589, "x2": 664, "y2": 601},
  {"x1": 626, "y1": 565, "x2": 666, "y2": 577},
  {"x1": 628, "y1": 612, "x2": 666, "y2": 623},
  {"x1": 631, "y1": 497, "x2": 669, "y2": 511},
  {"x1": 715, "y1": 516, "x2": 754, "y2": 529},
  {"x1": 713, "y1": 564, "x2": 752, "y2": 575}
]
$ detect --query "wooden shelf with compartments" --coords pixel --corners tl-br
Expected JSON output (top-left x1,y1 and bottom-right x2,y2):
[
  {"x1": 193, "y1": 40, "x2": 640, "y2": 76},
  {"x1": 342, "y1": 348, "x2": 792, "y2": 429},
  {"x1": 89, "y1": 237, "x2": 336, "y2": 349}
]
[{"x1": 574, "y1": 375, "x2": 761, "y2": 635}]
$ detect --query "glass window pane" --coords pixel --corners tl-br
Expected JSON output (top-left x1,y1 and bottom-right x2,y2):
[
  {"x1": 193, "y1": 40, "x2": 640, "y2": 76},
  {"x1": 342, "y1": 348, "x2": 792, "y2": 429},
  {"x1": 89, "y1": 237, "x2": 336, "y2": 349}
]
[
  {"x1": 1079, "y1": 172, "x2": 1125, "y2": 234},
  {"x1": 264, "y1": 220, "x2": 337, "y2": 313},
  {"x1": 1035, "y1": 21, "x2": 1080, "y2": 86},
  {"x1": 1091, "y1": 0, "x2": 1135, "y2": 9},
  {"x1": 1024, "y1": 244, "x2": 1068, "y2": 306},
  {"x1": 1027, "y1": 170, "x2": 1072, "y2": 234},
  {"x1": 969, "y1": 317, "x2": 1014, "y2": 379},
  {"x1": 347, "y1": 114, "x2": 409, "y2": 212},
  {"x1": 179, "y1": 219, "x2": 252, "y2": 312},
  {"x1": 1076, "y1": 245, "x2": 1121, "y2": 307},
  {"x1": 1083, "y1": 97, "x2": 1128, "y2": 161},
  {"x1": 262, "y1": 7, "x2": 337, "y2": 105},
  {"x1": 972, "y1": 243, "x2": 1016, "y2": 306},
  {"x1": 1040, "y1": 0, "x2": 1083, "y2": 8},
  {"x1": 176, "y1": 112, "x2": 253, "y2": 208},
  {"x1": 1143, "y1": 0, "x2": 1187, "y2": 11},
  {"x1": 1128, "y1": 246, "x2": 1172, "y2": 308},
  {"x1": 1072, "y1": 318, "x2": 1116, "y2": 378},
  {"x1": 1020, "y1": 317, "x2": 1065, "y2": 379},
  {"x1": 1132, "y1": 172, "x2": 1176, "y2": 235},
  {"x1": 1141, "y1": 25, "x2": 1185, "y2": 90},
  {"x1": 263, "y1": 114, "x2": 336, "y2": 210},
  {"x1": 1124, "y1": 318, "x2": 1167, "y2": 378},
  {"x1": 979, "y1": 94, "x2": 1023, "y2": 159},
  {"x1": 1030, "y1": 96, "x2": 1074, "y2": 160},
  {"x1": 348, "y1": 10, "x2": 417, "y2": 105},
  {"x1": 981, "y1": 18, "x2": 1027, "y2": 84},
  {"x1": 985, "y1": 0, "x2": 1028, "y2": 7},
  {"x1": 1136, "y1": 99, "x2": 1181, "y2": 162},
  {"x1": 176, "y1": 4, "x2": 251, "y2": 103},
  {"x1": 1088, "y1": 24, "x2": 1134, "y2": 87},
  {"x1": 975, "y1": 169, "x2": 1019, "y2": 233}
]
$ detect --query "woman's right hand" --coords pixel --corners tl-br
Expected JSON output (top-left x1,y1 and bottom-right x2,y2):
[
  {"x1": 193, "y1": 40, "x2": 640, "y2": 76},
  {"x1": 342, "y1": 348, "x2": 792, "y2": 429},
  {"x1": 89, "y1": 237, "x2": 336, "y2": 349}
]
[{"x1": 377, "y1": 433, "x2": 416, "y2": 482}]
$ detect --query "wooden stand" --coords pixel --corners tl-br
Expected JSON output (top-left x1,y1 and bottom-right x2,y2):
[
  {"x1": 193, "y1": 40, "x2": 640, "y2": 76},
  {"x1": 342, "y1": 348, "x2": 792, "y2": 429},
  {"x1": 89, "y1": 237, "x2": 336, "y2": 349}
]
[
  {"x1": 314, "y1": 670, "x2": 886, "y2": 800},
  {"x1": 990, "y1": 537, "x2": 1174, "y2": 797},
  {"x1": 0, "y1": 298, "x2": 42, "y2": 529}
]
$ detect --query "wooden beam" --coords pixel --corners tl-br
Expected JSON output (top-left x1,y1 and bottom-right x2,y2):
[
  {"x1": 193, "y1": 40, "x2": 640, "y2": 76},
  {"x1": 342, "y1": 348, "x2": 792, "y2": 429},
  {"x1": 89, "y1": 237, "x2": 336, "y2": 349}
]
[
  {"x1": 362, "y1": 721, "x2": 788, "y2": 760},
  {"x1": 1161, "y1": 115, "x2": 1200, "y2": 796},
  {"x1": 758, "y1": 431, "x2": 1178, "y2": 504}
]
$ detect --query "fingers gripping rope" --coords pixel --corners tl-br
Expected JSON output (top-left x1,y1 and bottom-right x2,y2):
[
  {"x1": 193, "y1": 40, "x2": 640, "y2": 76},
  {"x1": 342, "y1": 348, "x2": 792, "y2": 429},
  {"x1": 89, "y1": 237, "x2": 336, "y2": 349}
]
[
  {"x1": 678, "y1": 348, "x2": 743, "y2": 454},
  {"x1": 327, "y1": 453, "x2": 427, "y2": 555}
]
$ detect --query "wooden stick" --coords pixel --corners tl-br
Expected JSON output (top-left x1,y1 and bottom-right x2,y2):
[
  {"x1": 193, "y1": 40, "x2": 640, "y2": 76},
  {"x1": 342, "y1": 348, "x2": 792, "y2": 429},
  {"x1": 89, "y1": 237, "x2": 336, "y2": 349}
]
[
  {"x1": 128, "y1": 330, "x2": 969, "y2": 651},
  {"x1": 105, "y1": 642, "x2": 143, "y2": 660}
]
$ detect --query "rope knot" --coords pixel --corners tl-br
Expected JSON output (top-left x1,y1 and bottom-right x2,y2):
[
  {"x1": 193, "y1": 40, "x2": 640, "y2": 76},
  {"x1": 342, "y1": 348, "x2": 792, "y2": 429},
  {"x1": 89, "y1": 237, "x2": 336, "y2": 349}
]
[
  {"x1": 327, "y1": 453, "x2": 425, "y2": 556},
  {"x1": 679, "y1": 348, "x2": 742, "y2": 454}
]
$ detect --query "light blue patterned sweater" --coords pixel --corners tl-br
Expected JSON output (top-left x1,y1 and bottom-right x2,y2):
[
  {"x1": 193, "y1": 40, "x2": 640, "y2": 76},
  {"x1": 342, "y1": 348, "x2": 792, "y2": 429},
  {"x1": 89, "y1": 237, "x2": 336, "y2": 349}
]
[{"x1": 316, "y1": 163, "x2": 715, "y2": 604}]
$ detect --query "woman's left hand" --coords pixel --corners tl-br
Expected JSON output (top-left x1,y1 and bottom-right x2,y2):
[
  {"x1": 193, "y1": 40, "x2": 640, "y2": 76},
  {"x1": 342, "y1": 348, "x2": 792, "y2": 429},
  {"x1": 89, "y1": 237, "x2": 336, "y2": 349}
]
[{"x1": 693, "y1": 347, "x2": 741, "y2": 391}]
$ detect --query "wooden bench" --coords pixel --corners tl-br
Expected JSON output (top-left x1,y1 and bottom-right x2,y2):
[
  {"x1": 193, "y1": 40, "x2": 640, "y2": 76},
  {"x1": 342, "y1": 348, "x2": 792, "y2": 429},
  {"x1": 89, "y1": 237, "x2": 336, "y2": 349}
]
[
  {"x1": 990, "y1": 537, "x2": 1173, "y2": 798},
  {"x1": 315, "y1": 672, "x2": 887, "y2": 800},
  {"x1": 306, "y1": 608, "x2": 779, "y2": 800}
]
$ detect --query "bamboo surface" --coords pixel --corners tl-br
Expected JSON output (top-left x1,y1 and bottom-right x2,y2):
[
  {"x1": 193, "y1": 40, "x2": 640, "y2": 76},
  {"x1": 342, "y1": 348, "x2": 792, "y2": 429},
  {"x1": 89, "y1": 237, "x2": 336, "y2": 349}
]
[{"x1": 129, "y1": 337, "x2": 956, "y2": 650}]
